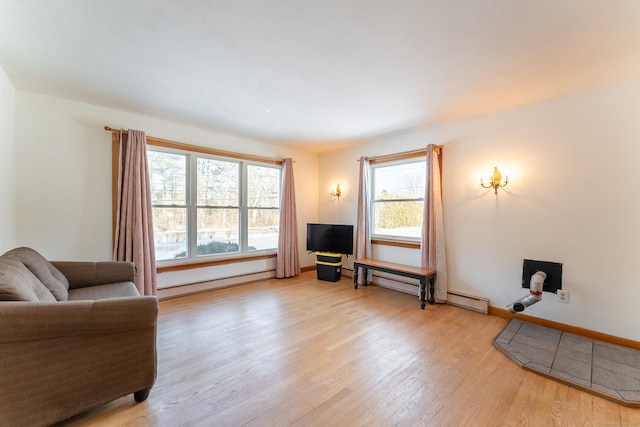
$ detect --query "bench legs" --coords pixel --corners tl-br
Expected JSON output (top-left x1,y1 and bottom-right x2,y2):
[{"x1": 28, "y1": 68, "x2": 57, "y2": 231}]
[
  {"x1": 354, "y1": 262, "x2": 435, "y2": 309},
  {"x1": 353, "y1": 265, "x2": 359, "y2": 289},
  {"x1": 419, "y1": 276, "x2": 436, "y2": 309},
  {"x1": 353, "y1": 265, "x2": 369, "y2": 289}
]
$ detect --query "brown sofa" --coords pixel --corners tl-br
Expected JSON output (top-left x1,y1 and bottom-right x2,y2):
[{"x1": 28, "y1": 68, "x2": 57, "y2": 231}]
[{"x1": 0, "y1": 247, "x2": 158, "y2": 427}]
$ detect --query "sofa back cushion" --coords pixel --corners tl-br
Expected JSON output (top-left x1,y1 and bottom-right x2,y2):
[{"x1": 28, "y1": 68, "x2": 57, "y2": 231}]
[
  {"x1": 0, "y1": 257, "x2": 57, "y2": 302},
  {"x1": 2, "y1": 247, "x2": 70, "y2": 301}
]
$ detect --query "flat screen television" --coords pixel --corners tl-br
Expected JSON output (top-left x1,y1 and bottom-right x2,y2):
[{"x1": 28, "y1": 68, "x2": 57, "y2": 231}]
[{"x1": 306, "y1": 223, "x2": 354, "y2": 255}]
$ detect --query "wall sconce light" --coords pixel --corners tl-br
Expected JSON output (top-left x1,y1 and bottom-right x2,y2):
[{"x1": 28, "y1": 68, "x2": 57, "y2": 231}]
[
  {"x1": 330, "y1": 184, "x2": 342, "y2": 199},
  {"x1": 480, "y1": 166, "x2": 508, "y2": 194}
]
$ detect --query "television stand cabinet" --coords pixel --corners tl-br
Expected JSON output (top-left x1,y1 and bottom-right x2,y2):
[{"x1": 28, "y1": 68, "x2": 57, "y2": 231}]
[{"x1": 353, "y1": 258, "x2": 436, "y2": 309}]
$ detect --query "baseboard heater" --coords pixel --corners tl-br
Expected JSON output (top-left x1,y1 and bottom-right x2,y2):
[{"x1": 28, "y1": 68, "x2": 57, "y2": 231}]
[
  {"x1": 157, "y1": 270, "x2": 275, "y2": 300},
  {"x1": 447, "y1": 291, "x2": 489, "y2": 314}
]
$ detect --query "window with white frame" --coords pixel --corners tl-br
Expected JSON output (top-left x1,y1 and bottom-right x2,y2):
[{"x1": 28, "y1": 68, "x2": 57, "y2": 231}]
[
  {"x1": 148, "y1": 148, "x2": 281, "y2": 262},
  {"x1": 371, "y1": 158, "x2": 426, "y2": 240}
]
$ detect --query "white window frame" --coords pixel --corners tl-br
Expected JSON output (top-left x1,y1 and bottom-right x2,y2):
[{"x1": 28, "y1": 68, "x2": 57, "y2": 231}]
[
  {"x1": 370, "y1": 156, "x2": 426, "y2": 242},
  {"x1": 148, "y1": 146, "x2": 282, "y2": 264}
]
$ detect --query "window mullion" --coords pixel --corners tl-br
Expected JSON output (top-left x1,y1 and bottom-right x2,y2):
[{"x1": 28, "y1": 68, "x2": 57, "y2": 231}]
[
  {"x1": 240, "y1": 162, "x2": 248, "y2": 252},
  {"x1": 188, "y1": 153, "x2": 198, "y2": 260},
  {"x1": 373, "y1": 198, "x2": 424, "y2": 203}
]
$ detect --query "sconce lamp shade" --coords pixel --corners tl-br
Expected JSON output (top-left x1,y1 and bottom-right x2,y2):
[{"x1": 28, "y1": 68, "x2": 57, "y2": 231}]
[
  {"x1": 481, "y1": 167, "x2": 508, "y2": 194},
  {"x1": 330, "y1": 183, "x2": 342, "y2": 198}
]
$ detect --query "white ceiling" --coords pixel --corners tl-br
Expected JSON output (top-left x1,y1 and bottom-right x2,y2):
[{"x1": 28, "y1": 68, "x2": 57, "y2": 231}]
[{"x1": 2, "y1": 0, "x2": 640, "y2": 152}]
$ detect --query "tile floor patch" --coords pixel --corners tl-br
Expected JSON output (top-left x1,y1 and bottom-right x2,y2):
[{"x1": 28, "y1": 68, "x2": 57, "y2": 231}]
[
  {"x1": 552, "y1": 356, "x2": 591, "y2": 381},
  {"x1": 518, "y1": 322, "x2": 561, "y2": 344},
  {"x1": 555, "y1": 345, "x2": 591, "y2": 365},
  {"x1": 559, "y1": 332, "x2": 593, "y2": 354},
  {"x1": 493, "y1": 319, "x2": 640, "y2": 407},
  {"x1": 512, "y1": 332, "x2": 559, "y2": 354}
]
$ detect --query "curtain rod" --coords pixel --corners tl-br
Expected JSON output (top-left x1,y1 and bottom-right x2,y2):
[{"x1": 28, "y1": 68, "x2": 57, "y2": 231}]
[
  {"x1": 104, "y1": 125, "x2": 284, "y2": 165},
  {"x1": 357, "y1": 145, "x2": 442, "y2": 163}
]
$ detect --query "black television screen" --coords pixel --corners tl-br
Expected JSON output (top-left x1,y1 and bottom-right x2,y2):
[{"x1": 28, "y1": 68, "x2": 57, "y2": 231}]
[{"x1": 306, "y1": 223, "x2": 354, "y2": 255}]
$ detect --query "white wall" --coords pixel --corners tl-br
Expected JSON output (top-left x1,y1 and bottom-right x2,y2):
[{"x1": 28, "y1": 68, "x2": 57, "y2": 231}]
[
  {"x1": 15, "y1": 91, "x2": 319, "y2": 286},
  {"x1": 319, "y1": 78, "x2": 640, "y2": 342},
  {"x1": 12, "y1": 78, "x2": 640, "y2": 340},
  {"x1": 0, "y1": 65, "x2": 16, "y2": 252}
]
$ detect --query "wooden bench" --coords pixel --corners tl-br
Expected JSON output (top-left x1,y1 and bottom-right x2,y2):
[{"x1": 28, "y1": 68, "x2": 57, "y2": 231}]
[{"x1": 353, "y1": 258, "x2": 436, "y2": 309}]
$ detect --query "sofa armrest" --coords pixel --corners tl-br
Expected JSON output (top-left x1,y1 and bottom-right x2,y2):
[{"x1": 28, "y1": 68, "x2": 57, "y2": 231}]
[
  {"x1": 0, "y1": 297, "x2": 158, "y2": 426},
  {"x1": 0, "y1": 297, "x2": 157, "y2": 342},
  {"x1": 51, "y1": 261, "x2": 136, "y2": 289}
]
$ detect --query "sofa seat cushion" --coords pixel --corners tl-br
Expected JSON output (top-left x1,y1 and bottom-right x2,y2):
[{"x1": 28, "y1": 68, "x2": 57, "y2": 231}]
[
  {"x1": 67, "y1": 281, "x2": 139, "y2": 300},
  {"x1": 3, "y1": 247, "x2": 70, "y2": 301},
  {"x1": 0, "y1": 257, "x2": 56, "y2": 302}
]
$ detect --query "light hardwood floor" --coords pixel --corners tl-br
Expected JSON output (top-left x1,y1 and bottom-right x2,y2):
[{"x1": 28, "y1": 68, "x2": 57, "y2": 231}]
[{"x1": 59, "y1": 271, "x2": 640, "y2": 426}]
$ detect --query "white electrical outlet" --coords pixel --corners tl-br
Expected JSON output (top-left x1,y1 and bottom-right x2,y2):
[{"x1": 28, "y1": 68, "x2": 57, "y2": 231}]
[{"x1": 557, "y1": 290, "x2": 569, "y2": 304}]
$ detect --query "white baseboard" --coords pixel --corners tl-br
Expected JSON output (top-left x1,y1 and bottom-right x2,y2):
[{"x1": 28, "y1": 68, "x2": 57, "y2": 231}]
[
  {"x1": 157, "y1": 270, "x2": 276, "y2": 299},
  {"x1": 447, "y1": 291, "x2": 489, "y2": 314},
  {"x1": 340, "y1": 269, "x2": 489, "y2": 314},
  {"x1": 374, "y1": 276, "x2": 420, "y2": 296}
]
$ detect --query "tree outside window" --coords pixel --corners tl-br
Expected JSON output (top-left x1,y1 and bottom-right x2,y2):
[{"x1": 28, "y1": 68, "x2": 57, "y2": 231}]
[
  {"x1": 196, "y1": 158, "x2": 240, "y2": 255},
  {"x1": 148, "y1": 151, "x2": 188, "y2": 260},
  {"x1": 371, "y1": 160, "x2": 425, "y2": 239}
]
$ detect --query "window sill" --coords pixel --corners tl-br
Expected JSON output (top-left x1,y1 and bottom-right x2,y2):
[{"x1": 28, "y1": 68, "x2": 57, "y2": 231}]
[
  {"x1": 371, "y1": 238, "x2": 420, "y2": 249},
  {"x1": 157, "y1": 252, "x2": 276, "y2": 273}
]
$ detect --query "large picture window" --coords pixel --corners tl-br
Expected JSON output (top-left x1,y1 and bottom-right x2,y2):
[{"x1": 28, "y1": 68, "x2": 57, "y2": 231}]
[
  {"x1": 371, "y1": 159, "x2": 425, "y2": 240},
  {"x1": 148, "y1": 148, "x2": 281, "y2": 262}
]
